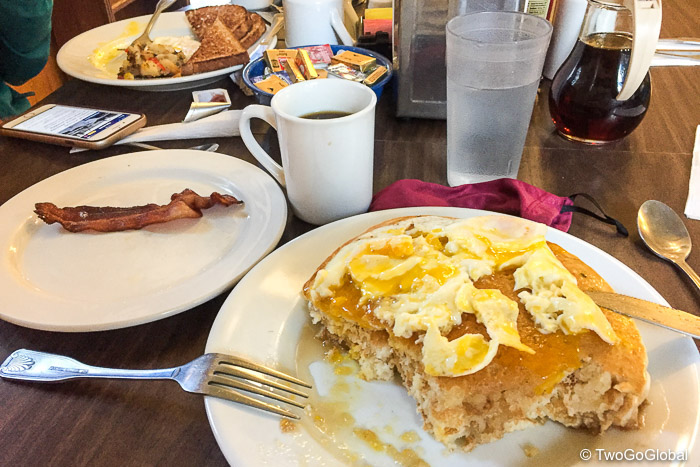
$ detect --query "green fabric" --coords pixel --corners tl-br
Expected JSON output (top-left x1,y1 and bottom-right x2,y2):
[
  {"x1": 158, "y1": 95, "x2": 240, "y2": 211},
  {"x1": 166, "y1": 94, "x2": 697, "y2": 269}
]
[
  {"x1": 0, "y1": 0, "x2": 53, "y2": 118},
  {"x1": 0, "y1": 85, "x2": 32, "y2": 117}
]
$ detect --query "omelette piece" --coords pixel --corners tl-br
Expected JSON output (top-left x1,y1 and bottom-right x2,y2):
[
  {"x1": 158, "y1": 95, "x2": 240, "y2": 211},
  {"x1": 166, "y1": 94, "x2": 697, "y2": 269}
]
[
  {"x1": 118, "y1": 42, "x2": 188, "y2": 79},
  {"x1": 89, "y1": 20, "x2": 200, "y2": 77},
  {"x1": 303, "y1": 215, "x2": 649, "y2": 452}
]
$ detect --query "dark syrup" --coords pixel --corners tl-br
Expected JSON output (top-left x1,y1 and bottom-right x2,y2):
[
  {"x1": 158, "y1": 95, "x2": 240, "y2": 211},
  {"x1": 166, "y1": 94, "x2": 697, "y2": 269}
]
[{"x1": 549, "y1": 32, "x2": 651, "y2": 144}]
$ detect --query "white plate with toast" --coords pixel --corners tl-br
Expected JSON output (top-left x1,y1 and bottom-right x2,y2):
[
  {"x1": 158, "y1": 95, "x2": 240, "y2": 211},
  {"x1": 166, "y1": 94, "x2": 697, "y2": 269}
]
[
  {"x1": 57, "y1": 12, "x2": 277, "y2": 92},
  {"x1": 0, "y1": 150, "x2": 286, "y2": 331},
  {"x1": 205, "y1": 207, "x2": 700, "y2": 466}
]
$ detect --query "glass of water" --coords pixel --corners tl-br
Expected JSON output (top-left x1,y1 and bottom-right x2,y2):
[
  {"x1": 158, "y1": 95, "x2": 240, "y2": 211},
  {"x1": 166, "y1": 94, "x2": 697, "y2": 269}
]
[{"x1": 446, "y1": 12, "x2": 552, "y2": 186}]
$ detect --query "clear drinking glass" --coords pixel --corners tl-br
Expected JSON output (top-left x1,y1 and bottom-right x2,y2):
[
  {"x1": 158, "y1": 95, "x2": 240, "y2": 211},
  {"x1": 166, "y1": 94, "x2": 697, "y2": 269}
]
[
  {"x1": 446, "y1": 12, "x2": 552, "y2": 186},
  {"x1": 448, "y1": 0, "x2": 527, "y2": 18}
]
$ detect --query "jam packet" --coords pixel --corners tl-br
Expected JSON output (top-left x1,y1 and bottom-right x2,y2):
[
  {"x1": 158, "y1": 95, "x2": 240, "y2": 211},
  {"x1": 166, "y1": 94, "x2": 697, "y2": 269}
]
[{"x1": 183, "y1": 88, "x2": 231, "y2": 122}]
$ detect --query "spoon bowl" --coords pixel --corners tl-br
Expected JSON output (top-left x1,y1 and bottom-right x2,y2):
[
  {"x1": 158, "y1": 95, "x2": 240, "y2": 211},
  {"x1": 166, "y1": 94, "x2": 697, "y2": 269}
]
[
  {"x1": 638, "y1": 200, "x2": 700, "y2": 290},
  {"x1": 638, "y1": 200, "x2": 692, "y2": 261}
]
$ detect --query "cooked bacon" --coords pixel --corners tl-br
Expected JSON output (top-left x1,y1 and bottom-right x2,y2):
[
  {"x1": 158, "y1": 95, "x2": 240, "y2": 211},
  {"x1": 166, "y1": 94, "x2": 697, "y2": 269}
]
[{"x1": 34, "y1": 189, "x2": 243, "y2": 232}]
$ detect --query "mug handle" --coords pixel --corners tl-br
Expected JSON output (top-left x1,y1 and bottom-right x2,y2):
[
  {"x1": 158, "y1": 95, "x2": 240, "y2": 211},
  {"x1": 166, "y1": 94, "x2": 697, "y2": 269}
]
[
  {"x1": 330, "y1": 8, "x2": 355, "y2": 46},
  {"x1": 238, "y1": 105, "x2": 285, "y2": 187}
]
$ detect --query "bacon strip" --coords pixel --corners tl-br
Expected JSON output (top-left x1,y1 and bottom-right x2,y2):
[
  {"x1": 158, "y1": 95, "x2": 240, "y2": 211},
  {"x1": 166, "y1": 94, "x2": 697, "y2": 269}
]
[{"x1": 34, "y1": 189, "x2": 243, "y2": 232}]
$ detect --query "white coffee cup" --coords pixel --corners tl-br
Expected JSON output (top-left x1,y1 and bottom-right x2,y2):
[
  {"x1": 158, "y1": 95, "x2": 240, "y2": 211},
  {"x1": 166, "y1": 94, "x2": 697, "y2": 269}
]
[
  {"x1": 239, "y1": 79, "x2": 377, "y2": 225},
  {"x1": 282, "y1": 0, "x2": 354, "y2": 47}
]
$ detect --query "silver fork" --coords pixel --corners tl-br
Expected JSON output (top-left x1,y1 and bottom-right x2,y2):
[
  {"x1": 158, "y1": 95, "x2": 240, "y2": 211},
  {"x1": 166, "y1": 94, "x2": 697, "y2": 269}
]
[
  {"x1": 123, "y1": 142, "x2": 220, "y2": 152},
  {"x1": 0, "y1": 349, "x2": 311, "y2": 419},
  {"x1": 129, "y1": 0, "x2": 177, "y2": 48}
]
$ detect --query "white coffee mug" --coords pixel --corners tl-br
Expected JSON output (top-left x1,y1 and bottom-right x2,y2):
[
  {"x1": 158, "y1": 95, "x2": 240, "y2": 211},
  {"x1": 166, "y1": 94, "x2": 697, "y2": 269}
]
[
  {"x1": 239, "y1": 79, "x2": 377, "y2": 225},
  {"x1": 282, "y1": 0, "x2": 354, "y2": 47}
]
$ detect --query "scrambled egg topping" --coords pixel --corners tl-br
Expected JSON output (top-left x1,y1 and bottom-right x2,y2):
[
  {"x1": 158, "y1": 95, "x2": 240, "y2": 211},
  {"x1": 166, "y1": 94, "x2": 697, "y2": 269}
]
[{"x1": 309, "y1": 216, "x2": 619, "y2": 377}]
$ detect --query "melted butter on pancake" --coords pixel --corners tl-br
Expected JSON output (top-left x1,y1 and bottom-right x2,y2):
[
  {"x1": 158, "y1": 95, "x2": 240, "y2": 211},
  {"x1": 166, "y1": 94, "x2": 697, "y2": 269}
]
[{"x1": 307, "y1": 216, "x2": 619, "y2": 377}]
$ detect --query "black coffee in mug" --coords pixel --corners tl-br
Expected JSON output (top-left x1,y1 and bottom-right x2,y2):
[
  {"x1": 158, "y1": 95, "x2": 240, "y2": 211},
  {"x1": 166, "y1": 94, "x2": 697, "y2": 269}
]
[{"x1": 300, "y1": 111, "x2": 352, "y2": 120}]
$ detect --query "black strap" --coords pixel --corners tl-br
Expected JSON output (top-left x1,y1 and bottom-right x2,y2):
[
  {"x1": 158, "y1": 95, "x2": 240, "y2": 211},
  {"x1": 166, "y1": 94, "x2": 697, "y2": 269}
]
[{"x1": 561, "y1": 193, "x2": 629, "y2": 237}]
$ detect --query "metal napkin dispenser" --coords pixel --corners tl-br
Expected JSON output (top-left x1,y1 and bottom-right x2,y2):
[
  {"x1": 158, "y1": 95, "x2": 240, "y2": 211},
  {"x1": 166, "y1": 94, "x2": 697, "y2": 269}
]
[
  {"x1": 393, "y1": 0, "x2": 528, "y2": 119},
  {"x1": 393, "y1": 0, "x2": 450, "y2": 119}
]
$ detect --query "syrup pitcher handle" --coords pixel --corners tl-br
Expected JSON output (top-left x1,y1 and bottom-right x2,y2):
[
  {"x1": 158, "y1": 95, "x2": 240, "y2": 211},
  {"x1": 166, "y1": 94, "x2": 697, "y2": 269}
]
[
  {"x1": 618, "y1": 0, "x2": 662, "y2": 100},
  {"x1": 239, "y1": 105, "x2": 286, "y2": 187},
  {"x1": 330, "y1": 8, "x2": 354, "y2": 46}
]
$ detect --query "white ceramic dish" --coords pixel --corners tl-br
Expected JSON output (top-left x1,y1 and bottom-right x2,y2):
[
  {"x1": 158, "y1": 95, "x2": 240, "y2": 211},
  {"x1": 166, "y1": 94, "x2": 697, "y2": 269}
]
[
  {"x1": 0, "y1": 150, "x2": 287, "y2": 331},
  {"x1": 56, "y1": 12, "x2": 277, "y2": 92},
  {"x1": 205, "y1": 207, "x2": 700, "y2": 466}
]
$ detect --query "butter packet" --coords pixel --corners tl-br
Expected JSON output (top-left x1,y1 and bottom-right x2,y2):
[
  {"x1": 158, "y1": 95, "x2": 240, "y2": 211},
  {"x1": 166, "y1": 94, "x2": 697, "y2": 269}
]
[
  {"x1": 282, "y1": 59, "x2": 306, "y2": 83},
  {"x1": 263, "y1": 49, "x2": 299, "y2": 73},
  {"x1": 327, "y1": 63, "x2": 366, "y2": 82},
  {"x1": 251, "y1": 71, "x2": 293, "y2": 86},
  {"x1": 363, "y1": 66, "x2": 387, "y2": 86},
  {"x1": 331, "y1": 50, "x2": 377, "y2": 72},
  {"x1": 299, "y1": 44, "x2": 334, "y2": 65},
  {"x1": 254, "y1": 75, "x2": 289, "y2": 94},
  {"x1": 295, "y1": 49, "x2": 319, "y2": 80}
]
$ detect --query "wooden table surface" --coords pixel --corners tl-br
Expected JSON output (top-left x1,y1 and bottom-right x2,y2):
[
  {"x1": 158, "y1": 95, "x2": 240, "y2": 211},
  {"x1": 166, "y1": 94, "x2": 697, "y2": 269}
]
[{"x1": 1, "y1": 4, "x2": 698, "y2": 465}]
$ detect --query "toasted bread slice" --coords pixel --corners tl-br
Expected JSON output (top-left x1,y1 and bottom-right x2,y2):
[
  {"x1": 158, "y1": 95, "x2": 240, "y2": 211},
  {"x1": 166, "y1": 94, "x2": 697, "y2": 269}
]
[
  {"x1": 239, "y1": 12, "x2": 265, "y2": 49},
  {"x1": 185, "y1": 5, "x2": 264, "y2": 45},
  {"x1": 181, "y1": 18, "x2": 248, "y2": 76},
  {"x1": 185, "y1": 5, "x2": 249, "y2": 39},
  {"x1": 219, "y1": 9, "x2": 255, "y2": 42},
  {"x1": 303, "y1": 215, "x2": 649, "y2": 452},
  {"x1": 183, "y1": 5, "x2": 264, "y2": 75}
]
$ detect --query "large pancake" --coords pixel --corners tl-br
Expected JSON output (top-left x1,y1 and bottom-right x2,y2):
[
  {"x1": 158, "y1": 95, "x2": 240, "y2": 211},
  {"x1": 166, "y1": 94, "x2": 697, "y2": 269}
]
[{"x1": 303, "y1": 215, "x2": 649, "y2": 451}]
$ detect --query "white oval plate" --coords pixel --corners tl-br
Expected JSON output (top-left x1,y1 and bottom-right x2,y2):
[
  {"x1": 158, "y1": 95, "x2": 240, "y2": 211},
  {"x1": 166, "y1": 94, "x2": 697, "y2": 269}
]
[
  {"x1": 0, "y1": 150, "x2": 286, "y2": 331},
  {"x1": 57, "y1": 12, "x2": 276, "y2": 92},
  {"x1": 205, "y1": 207, "x2": 700, "y2": 466}
]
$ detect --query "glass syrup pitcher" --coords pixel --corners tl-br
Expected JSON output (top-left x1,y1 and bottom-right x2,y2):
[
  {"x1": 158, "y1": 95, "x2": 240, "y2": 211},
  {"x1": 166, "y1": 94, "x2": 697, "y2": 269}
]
[{"x1": 548, "y1": 0, "x2": 662, "y2": 144}]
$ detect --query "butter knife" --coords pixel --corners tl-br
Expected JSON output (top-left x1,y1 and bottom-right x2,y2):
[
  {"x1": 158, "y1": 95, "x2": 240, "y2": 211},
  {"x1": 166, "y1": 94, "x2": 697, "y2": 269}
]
[{"x1": 587, "y1": 291, "x2": 700, "y2": 339}]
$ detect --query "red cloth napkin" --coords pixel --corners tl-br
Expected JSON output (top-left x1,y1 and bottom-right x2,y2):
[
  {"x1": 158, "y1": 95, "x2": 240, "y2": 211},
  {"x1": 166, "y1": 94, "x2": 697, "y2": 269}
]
[{"x1": 369, "y1": 178, "x2": 576, "y2": 232}]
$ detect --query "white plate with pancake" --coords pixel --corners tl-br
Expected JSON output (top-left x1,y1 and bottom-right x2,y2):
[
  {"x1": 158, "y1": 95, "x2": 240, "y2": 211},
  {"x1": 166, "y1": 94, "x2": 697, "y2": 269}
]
[
  {"x1": 57, "y1": 12, "x2": 277, "y2": 92},
  {"x1": 0, "y1": 150, "x2": 286, "y2": 331},
  {"x1": 205, "y1": 207, "x2": 700, "y2": 466}
]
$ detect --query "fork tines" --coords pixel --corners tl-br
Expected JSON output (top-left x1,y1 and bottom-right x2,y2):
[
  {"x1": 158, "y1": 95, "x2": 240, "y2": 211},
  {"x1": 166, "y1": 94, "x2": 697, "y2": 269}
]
[{"x1": 206, "y1": 353, "x2": 311, "y2": 420}]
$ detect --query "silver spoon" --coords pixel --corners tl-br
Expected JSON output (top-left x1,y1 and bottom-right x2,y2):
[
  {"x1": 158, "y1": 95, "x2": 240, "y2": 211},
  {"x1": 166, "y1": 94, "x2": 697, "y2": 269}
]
[{"x1": 638, "y1": 200, "x2": 700, "y2": 290}]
